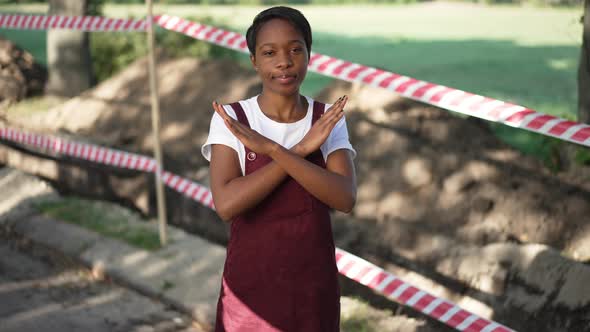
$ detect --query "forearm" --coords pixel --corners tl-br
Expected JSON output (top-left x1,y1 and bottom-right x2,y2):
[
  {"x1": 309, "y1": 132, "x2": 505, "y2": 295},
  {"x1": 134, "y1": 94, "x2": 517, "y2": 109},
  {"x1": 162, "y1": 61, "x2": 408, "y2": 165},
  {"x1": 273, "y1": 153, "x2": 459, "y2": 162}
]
[
  {"x1": 214, "y1": 145, "x2": 308, "y2": 221},
  {"x1": 269, "y1": 145, "x2": 356, "y2": 213}
]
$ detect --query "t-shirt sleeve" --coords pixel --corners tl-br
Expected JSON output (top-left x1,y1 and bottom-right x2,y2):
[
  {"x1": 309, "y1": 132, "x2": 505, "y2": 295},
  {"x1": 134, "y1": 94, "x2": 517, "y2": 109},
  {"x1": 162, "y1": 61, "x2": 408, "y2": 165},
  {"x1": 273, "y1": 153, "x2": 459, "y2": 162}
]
[
  {"x1": 201, "y1": 105, "x2": 240, "y2": 162},
  {"x1": 320, "y1": 104, "x2": 357, "y2": 160}
]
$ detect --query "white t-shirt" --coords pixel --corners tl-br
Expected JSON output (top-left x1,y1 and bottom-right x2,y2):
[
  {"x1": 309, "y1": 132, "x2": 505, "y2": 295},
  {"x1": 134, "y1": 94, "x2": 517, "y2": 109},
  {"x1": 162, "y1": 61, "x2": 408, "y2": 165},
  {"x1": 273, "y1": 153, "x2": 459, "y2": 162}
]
[{"x1": 201, "y1": 95, "x2": 356, "y2": 175}]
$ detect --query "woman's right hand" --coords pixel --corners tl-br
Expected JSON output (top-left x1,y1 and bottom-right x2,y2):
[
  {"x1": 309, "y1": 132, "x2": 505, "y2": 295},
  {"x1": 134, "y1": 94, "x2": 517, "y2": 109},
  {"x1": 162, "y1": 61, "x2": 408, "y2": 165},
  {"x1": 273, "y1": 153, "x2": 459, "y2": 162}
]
[
  {"x1": 213, "y1": 101, "x2": 278, "y2": 156},
  {"x1": 297, "y1": 95, "x2": 348, "y2": 155}
]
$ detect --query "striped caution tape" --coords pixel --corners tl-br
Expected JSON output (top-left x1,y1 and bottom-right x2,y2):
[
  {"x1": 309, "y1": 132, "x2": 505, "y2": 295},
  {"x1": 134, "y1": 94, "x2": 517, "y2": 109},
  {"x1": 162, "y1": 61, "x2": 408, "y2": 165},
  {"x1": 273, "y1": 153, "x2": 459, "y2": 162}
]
[
  {"x1": 2, "y1": 13, "x2": 587, "y2": 147},
  {"x1": 0, "y1": 127, "x2": 214, "y2": 209},
  {"x1": 0, "y1": 14, "x2": 146, "y2": 31},
  {"x1": 154, "y1": 15, "x2": 590, "y2": 149},
  {"x1": 336, "y1": 249, "x2": 514, "y2": 332},
  {"x1": 1, "y1": 13, "x2": 522, "y2": 331},
  {"x1": 0, "y1": 126, "x2": 516, "y2": 332}
]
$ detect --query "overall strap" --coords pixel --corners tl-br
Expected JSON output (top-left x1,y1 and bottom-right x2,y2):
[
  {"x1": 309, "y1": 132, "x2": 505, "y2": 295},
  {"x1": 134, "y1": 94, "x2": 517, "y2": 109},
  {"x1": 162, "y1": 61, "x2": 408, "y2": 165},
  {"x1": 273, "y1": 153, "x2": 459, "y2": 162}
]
[
  {"x1": 228, "y1": 101, "x2": 259, "y2": 171},
  {"x1": 310, "y1": 100, "x2": 328, "y2": 168},
  {"x1": 312, "y1": 101, "x2": 326, "y2": 125},
  {"x1": 229, "y1": 102, "x2": 251, "y2": 128}
]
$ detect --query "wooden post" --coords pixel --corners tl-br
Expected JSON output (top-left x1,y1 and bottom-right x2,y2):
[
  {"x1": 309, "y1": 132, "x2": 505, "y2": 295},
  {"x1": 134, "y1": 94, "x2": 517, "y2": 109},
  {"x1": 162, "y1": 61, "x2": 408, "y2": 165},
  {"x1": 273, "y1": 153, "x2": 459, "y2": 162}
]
[{"x1": 146, "y1": 0, "x2": 168, "y2": 246}]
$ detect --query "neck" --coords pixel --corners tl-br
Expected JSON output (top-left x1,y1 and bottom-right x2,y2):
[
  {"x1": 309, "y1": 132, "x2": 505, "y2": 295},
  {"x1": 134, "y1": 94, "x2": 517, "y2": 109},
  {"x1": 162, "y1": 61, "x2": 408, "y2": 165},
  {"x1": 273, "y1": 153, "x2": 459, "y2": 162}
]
[{"x1": 258, "y1": 90, "x2": 306, "y2": 123}]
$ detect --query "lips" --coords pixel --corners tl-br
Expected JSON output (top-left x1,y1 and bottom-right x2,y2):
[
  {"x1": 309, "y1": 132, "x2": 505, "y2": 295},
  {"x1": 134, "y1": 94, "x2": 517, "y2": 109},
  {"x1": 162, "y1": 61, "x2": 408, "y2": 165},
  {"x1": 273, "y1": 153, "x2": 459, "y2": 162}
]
[{"x1": 273, "y1": 73, "x2": 297, "y2": 84}]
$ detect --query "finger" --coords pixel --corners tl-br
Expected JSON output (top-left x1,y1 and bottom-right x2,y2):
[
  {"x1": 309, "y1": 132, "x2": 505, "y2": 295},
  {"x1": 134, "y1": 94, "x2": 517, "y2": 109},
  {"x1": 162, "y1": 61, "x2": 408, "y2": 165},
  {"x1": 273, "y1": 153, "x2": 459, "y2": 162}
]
[
  {"x1": 320, "y1": 97, "x2": 341, "y2": 119},
  {"x1": 213, "y1": 101, "x2": 232, "y2": 122},
  {"x1": 227, "y1": 118, "x2": 255, "y2": 141},
  {"x1": 322, "y1": 96, "x2": 347, "y2": 122},
  {"x1": 214, "y1": 101, "x2": 230, "y2": 121},
  {"x1": 223, "y1": 117, "x2": 245, "y2": 136},
  {"x1": 231, "y1": 122, "x2": 251, "y2": 138},
  {"x1": 335, "y1": 95, "x2": 348, "y2": 111},
  {"x1": 212, "y1": 101, "x2": 224, "y2": 118},
  {"x1": 326, "y1": 95, "x2": 347, "y2": 117},
  {"x1": 320, "y1": 97, "x2": 342, "y2": 120},
  {"x1": 215, "y1": 103, "x2": 251, "y2": 137},
  {"x1": 328, "y1": 105, "x2": 345, "y2": 125},
  {"x1": 326, "y1": 95, "x2": 345, "y2": 113},
  {"x1": 223, "y1": 118, "x2": 239, "y2": 136}
]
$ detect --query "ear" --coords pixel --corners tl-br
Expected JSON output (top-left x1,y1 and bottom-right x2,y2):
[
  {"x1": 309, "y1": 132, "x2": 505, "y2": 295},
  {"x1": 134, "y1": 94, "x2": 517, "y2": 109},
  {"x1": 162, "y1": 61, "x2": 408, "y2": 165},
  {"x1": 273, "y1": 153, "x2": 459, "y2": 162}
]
[{"x1": 250, "y1": 54, "x2": 258, "y2": 71}]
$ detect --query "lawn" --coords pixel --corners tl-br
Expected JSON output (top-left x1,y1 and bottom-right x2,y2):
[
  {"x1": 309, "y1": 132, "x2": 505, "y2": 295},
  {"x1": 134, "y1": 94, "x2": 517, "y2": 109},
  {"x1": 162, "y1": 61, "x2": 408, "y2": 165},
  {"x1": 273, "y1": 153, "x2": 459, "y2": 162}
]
[
  {"x1": 0, "y1": 2, "x2": 585, "y2": 161},
  {"x1": 35, "y1": 197, "x2": 162, "y2": 251}
]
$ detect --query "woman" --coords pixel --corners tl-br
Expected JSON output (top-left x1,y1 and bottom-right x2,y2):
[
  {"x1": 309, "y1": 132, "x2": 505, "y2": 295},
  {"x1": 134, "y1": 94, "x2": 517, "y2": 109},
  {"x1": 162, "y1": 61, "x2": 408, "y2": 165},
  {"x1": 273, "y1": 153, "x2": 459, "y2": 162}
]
[{"x1": 202, "y1": 6, "x2": 357, "y2": 331}]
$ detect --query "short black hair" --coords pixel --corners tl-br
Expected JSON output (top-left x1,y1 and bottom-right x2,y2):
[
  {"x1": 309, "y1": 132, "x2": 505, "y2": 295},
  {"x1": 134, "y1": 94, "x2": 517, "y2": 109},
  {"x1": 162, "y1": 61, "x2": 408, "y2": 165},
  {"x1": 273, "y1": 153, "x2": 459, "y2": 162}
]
[{"x1": 246, "y1": 6, "x2": 312, "y2": 58}]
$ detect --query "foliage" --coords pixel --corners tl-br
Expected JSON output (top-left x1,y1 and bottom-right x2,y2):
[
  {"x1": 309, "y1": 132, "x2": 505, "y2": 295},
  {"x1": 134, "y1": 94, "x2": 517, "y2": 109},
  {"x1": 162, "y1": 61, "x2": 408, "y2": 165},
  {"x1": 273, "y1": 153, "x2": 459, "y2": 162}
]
[
  {"x1": 574, "y1": 146, "x2": 590, "y2": 165},
  {"x1": 88, "y1": 0, "x2": 105, "y2": 16},
  {"x1": 90, "y1": 15, "x2": 237, "y2": 82}
]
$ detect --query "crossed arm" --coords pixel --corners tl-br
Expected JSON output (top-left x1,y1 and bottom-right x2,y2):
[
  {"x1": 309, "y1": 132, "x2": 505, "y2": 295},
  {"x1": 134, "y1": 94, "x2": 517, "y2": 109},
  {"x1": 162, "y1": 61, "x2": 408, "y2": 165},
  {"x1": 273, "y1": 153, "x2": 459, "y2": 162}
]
[{"x1": 209, "y1": 97, "x2": 357, "y2": 222}]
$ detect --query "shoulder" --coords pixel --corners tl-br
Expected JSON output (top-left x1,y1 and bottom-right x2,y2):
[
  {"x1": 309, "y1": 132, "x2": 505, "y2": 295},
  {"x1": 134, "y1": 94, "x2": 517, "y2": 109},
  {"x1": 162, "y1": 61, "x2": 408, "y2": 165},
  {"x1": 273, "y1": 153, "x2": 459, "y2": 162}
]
[
  {"x1": 218, "y1": 103, "x2": 239, "y2": 120},
  {"x1": 223, "y1": 95, "x2": 260, "y2": 120},
  {"x1": 212, "y1": 97, "x2": 252, "y2": 122}
]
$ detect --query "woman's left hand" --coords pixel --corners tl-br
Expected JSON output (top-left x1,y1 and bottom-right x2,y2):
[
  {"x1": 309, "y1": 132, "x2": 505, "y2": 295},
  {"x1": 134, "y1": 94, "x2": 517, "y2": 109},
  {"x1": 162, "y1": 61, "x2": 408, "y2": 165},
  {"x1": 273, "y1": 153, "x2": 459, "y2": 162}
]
[{"x1": 213, "y1": 101, "x2": 278, "y2": 155}]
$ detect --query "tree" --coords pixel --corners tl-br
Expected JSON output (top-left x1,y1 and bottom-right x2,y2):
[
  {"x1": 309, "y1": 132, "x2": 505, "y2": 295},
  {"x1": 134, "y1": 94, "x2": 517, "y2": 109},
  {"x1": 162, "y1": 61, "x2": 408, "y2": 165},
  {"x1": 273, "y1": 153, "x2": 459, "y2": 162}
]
[
  {"x1": 579, "y1": 0, "x2": 590, "y2": 124},
  {"x1": 46, "y1": 0, "x2": 94, "y2": 97}
]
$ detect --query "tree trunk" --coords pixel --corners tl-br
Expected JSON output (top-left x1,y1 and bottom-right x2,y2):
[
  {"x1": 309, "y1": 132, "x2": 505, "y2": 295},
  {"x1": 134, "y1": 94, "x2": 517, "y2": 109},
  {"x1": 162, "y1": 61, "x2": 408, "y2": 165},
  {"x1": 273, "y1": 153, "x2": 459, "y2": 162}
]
[
  {"x1": 579, "y1": 0, "x2": 590, "y2": 124},
  {"x1": 46, "y1": 0, "x2": 94, "y2": 97}
]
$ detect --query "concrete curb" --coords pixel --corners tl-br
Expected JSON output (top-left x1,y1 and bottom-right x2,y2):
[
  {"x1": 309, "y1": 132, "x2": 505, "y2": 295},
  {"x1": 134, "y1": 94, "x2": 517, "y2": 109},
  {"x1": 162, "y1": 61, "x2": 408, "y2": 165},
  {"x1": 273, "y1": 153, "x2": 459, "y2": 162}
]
[
  {"x1": 0, "y1": 168, "x2": 224, "y2": 330},
  {"x1": 6, "y1": 213, "x2": 225, "y2": 331}
]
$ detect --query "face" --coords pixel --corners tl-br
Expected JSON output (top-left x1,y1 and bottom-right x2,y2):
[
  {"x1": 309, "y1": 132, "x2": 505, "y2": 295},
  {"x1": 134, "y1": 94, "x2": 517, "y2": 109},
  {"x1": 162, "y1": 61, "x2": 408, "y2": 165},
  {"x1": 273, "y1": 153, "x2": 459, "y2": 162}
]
[{"x1": 250, "y1": 18, "x2": 309, "y2": 97}]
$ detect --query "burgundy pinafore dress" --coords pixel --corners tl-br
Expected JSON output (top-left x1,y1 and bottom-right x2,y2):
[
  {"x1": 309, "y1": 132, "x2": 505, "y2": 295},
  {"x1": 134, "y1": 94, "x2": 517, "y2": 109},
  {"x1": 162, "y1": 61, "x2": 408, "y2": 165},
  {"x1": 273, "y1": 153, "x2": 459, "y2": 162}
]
[{"x1": 215, "y1": 100, "x2": 340, "y2": 332}]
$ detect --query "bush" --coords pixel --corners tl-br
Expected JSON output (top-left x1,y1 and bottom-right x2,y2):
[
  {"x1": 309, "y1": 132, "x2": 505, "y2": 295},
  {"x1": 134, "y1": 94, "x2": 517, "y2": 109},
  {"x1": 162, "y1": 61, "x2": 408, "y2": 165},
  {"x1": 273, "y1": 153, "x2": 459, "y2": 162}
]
[{"x1": 90, "y1": 16, "x2": 239, "y2": 82}]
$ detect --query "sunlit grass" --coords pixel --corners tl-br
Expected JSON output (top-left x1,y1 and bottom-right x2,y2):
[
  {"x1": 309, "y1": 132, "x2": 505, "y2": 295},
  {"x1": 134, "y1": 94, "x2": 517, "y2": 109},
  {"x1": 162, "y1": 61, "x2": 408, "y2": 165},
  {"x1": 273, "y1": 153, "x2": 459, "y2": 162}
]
[
  {"x1": 3, "y1": 96, "x2": 66, "y2": 117},
  {"x1": 105, "y1": 3, "x2": 582, "y2": 121},
  {"x1": 340, "y1": 296, "x2": 405, "y2": 332},
  {"x1": 0, "y1": 2, "x2": 585, "y2": 164},
  {"x1": 34, "y1": 197, "x2": 162, "y2": 251}
]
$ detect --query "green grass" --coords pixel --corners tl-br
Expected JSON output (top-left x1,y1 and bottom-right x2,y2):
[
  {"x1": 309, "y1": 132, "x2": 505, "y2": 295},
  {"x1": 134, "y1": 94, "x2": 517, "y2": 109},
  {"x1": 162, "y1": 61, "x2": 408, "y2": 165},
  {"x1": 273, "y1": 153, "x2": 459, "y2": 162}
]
[
  {"x1": 340, "y1": 297, "x2": 394, "y2": 332},
  {"x1": 0, "y1": 2, "x2": 585, "y2": 163},
  {"x1": 4, "y1": 96, "x2": 66, "y2": 117},
  {"x1": 34, "y1": 197, "x2": 162, "y2": 251},
  {"x1": 0, "y1": 29, "x2": 47, "y2": 66},
  {"x1": 0, "y1": 5, "x2": 47, "y2": 65}
]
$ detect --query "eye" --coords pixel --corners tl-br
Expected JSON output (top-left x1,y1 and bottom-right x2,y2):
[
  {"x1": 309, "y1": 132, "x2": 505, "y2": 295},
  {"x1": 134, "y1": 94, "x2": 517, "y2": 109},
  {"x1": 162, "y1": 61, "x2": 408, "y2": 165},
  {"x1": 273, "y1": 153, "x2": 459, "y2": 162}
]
[
  {"x1": 262, "y1": 50, "x2": 275, "y2": 56},
  {"x1": 292, "y1": 47, "x2": 303, "y2": 53}
]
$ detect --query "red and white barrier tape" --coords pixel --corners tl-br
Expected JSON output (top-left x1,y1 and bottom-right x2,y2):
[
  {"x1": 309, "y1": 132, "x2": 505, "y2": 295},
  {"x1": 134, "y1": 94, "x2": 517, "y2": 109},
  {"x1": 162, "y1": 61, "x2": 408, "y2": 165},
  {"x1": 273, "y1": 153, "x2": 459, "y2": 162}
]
[
  {"x1": 0, "y1": 127, "x2": 214, "y2": 209},
  {"x1": 153, "y1": 15, "x2": 590, "y2": 149},
  {"x1": 1, "y1": 14, "x2": 520, "y2": 331},
  {"x1": 336, "y1": 249, "x2": 513, "y2": 332},
  {"x1": 0, "y1": 125, "x2": 517, "y2": 332},
  {"x1": 1, "y1": 13, "x2": 588, "y2": 147},
  {"x1": 2, "y1": 12, "x2": 588, "y2": 148},
  {"x1": 0, "y1": 14, "x2": 146, "y2": 31}
]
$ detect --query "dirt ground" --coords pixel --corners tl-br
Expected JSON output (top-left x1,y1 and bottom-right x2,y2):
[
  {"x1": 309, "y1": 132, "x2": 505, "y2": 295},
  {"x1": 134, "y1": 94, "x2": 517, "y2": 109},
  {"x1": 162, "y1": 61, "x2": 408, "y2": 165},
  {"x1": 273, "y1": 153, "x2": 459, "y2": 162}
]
[
  {"x1": 317, "y1": 80, "x2": 590, "y2": 262},
  {"x1": 0, "y1": 228, "x2": 204, "y2": 332},
  {"x1": 3, "y1": 55, "x2": 590, "y2": 331}
]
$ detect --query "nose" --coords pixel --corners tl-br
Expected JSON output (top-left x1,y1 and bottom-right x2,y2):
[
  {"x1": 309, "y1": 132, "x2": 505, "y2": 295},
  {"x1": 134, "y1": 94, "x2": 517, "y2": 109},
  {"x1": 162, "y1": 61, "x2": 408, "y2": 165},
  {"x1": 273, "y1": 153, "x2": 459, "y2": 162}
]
[{"x1": 276, "y1": 51, "x2": 293, "y2": 69}]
